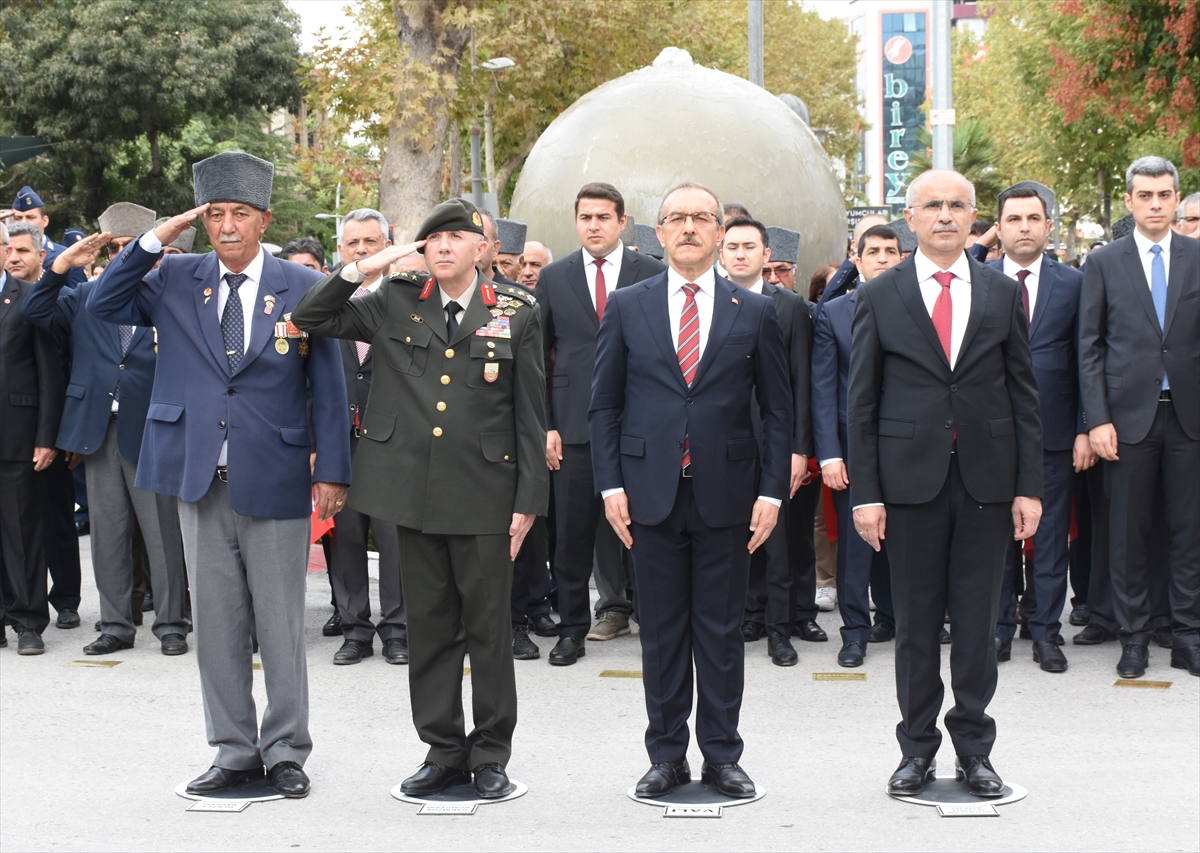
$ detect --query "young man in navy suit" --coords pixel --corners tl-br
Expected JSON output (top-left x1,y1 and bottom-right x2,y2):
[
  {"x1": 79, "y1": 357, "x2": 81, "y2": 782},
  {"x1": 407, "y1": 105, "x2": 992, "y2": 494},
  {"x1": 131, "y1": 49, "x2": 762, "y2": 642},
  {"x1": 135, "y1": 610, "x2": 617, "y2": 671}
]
[
  {"x1": 88, "y1": 151, "x2": 352, "y2": 799},
  {"x1": 590, "y1": 184, "x2": 791, "y2": 799},
  {"x1": 989, "y1": 185, "x2": 1096, "y2": 672}
]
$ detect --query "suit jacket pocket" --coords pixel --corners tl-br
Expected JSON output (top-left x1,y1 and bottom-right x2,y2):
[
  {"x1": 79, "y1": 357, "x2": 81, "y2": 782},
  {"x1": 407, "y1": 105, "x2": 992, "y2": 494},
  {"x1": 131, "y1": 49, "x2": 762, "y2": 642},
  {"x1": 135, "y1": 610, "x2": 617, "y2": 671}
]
[
  {"x1": 387, "y1": 320, "x2": 431, "y2": 375},
  {"x1": 1179, "y1": 290, "x2": 1198, "y2": 301},
  {"x1": 1105, "y1": 373, "x2": 1122, "y2": 389},
  {"x1": 552, "y1": 374, "x2": 570, "y2": 387},
  {"x1": 480, "y1": 432, "x2": 517, "y2": 463},
  {"x1": 877, "y1": 418, "x2": 915, "y2": 439},
  {"x1": 727, "y1": 438, "x2": 758, "y2": 460},
  {"x1": 278, "y1": 427, "x2": 311, "y2": 447},
  {"x1": 65, "y1": 384, "x2": 86, "y2": 400},
  {"x1": 146, "y1": 401, "x2": 184, "y2": 422},
  {"x1": 360, "y1": 412, "x2": 395, "y2": 442},
  {"x1": 619, "y1": 434, "x2": 645, "y2": 457},
  {"x1": 8, "y1": 393, "x2": 38, "y2": 407},
  {"x1": 725, "y1": 334, "x2": 755, "y2": 346},
  {"x1": 989, "y1": 418, "x2": 1015, "y2": 437}
]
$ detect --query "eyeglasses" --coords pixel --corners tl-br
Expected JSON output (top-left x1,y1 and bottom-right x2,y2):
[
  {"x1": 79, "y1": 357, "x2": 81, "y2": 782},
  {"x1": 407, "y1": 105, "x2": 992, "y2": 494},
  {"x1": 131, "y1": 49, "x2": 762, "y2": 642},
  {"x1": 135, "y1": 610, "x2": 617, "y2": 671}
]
[
  {"x1": 1181, "y1": 216, "x2": 1200, "y2": 224},
  {"x1": 661, "y1": 211, "x2": 719, "y2": 227},
  {"x1": 762, "y1": 266, "x2": 795, "y2": 280},
  {"x1": 911, "y1": 200, "x2": 972, "y2": 214}
]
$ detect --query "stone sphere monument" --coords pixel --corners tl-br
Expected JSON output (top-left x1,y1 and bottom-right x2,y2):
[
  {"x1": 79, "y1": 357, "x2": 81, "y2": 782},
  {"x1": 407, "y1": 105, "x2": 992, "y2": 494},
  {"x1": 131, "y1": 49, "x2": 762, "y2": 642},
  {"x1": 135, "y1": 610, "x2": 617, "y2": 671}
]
[{"x1": 510, "y1": 48, "x2": 846, "y2": 278}]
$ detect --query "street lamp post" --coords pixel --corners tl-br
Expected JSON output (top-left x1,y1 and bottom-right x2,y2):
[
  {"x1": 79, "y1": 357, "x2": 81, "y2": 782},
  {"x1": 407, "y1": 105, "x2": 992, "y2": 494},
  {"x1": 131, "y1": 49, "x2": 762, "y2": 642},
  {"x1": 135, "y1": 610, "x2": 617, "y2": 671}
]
[{"x1": 930, "y1": 0, "x2": 954, "y2": 170}]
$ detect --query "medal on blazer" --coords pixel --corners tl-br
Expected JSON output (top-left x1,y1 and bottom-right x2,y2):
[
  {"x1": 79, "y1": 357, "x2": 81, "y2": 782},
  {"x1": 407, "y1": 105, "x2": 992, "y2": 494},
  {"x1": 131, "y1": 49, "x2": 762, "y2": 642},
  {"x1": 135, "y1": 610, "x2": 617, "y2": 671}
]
[
  {"x1": 203, "y1": 287, "x2": 212, "y2": 304},
  {"x1": 263, "y1": 294, "x2": 276, "y2": 314},
  {"x1": 483, "y1": 362, "x2": 499, "y2": 383},
  {"x1": 275, "y1": 338, "x2": 290, "y2": 355}
]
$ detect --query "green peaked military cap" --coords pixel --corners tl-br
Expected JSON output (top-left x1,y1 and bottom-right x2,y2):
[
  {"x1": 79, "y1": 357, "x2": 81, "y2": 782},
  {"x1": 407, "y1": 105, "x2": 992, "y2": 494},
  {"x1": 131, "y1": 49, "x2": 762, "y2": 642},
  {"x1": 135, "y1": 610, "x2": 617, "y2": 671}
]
[{"x1": 416, "y1": 199, "x2": 486, "y2": 253}]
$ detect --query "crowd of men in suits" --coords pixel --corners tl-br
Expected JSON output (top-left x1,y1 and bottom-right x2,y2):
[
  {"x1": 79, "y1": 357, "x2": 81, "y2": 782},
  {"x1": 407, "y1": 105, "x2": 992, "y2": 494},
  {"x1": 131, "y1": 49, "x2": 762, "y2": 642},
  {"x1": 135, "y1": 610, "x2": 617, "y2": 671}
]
[{"x1": 0, "y1": 152, "x2": 1195, "y2": 802}]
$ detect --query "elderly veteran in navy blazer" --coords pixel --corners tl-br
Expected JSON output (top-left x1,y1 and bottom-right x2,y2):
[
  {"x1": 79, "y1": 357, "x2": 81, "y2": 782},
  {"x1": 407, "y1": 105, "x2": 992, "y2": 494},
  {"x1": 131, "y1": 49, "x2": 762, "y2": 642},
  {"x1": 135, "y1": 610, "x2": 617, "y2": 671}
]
[
  {"x1": 23, "y1": 202, "x2": 191, "y2": 658},
  {"x1": 88, "y1": 151, "x2": 352, "y2": 800},
  {"x1": 987, "y1": 185, "x2": 1095, "y2": 672},
  {"x1": 590, "y1": 183, "x2": 791, "y2": 800}
]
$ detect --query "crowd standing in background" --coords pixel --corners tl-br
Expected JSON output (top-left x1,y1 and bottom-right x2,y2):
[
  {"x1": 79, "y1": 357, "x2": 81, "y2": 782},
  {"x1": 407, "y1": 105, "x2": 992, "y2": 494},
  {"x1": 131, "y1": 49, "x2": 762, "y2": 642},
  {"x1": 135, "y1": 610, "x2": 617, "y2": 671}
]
[{"x1": 0, "y1": 153, "x2": 1196, "y2": 802}]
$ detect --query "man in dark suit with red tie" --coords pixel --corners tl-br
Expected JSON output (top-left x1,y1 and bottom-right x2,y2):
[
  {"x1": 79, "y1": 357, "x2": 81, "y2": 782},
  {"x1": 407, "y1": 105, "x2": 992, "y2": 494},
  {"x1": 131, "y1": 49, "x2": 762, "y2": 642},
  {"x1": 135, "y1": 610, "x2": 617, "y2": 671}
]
[
  {"x1": 849, "y1": 170, "x2": 1043, "y2": 799},
  {"x1": 988, "y1": 185, "x2": 1095, "y2": 672},
  {"x1": 590, "y1": 183, "x2": 791, "y2": 799},
  {"x1": 1079, "y1": 156, "x2": 1200, "y2": 678}
]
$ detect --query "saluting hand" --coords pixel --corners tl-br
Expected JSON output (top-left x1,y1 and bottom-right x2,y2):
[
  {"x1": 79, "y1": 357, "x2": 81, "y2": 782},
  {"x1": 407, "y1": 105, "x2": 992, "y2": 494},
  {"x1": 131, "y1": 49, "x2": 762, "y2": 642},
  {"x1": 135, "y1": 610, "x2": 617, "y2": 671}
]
[
  {"x1": 51, "y1": 231, "x2": 111, "y2": 274},
  {"x1": 354, "y1": 241, "x2": 426, "y2": 279},
  {"x1": 154, "y1": 205, "x2": 209, "y2": 246}
]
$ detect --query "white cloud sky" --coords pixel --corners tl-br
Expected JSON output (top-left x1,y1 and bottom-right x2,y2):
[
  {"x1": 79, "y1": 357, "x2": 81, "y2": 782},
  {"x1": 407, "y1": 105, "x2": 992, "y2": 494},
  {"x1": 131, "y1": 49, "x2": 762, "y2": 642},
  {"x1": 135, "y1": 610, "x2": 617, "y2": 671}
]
[{"x1": 288, "y1": 0, "x2": 360, "y2": 52}]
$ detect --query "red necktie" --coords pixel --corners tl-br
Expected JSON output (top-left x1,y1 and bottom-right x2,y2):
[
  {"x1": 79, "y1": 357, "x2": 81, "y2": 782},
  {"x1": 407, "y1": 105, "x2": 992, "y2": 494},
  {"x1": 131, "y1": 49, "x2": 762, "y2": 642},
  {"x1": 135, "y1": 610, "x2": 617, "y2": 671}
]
[
  {"x1": 1016, "y1": 269, "x2": 1031, "y2": 328},
  {"x1": 353, "y1": 286, "x2": 371, "y2": 364},
  {"x1": 932, "y1": 271, "x2": 954, "y2": 363},
  {"x1": 677, "y1": 282, "x2": 700, "y2": 469},
  {"x1": 593, "y1": 258, "x2": 607, "y2": 321}
]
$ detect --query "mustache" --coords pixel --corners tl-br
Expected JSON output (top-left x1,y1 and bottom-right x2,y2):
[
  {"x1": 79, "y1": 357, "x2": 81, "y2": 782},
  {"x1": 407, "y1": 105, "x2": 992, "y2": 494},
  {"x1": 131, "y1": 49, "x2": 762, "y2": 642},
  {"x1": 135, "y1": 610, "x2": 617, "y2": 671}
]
[
  {"x1": 932, "y1": 223, "x2": 959, "y2": 233},
  {"x1": 674, "y1": 236, "x2": 703, "y2": 247},
  {"x1": 218, "y1": 235, "x2": 243, "y2": 243}
]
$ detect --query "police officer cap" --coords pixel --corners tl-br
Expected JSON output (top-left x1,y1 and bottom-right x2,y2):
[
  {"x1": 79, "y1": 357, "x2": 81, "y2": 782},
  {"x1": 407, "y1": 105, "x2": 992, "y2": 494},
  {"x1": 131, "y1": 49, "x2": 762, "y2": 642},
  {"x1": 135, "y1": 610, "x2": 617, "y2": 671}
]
[
  {"x1": 886, "y1": 218, "x2": 919, "y2": 253},
  {"x1": 495, "y1": 218, "x2": 527, "y2": 255},
  {"x1": 62, "y1": 229, "x2": 86, "y2": 247},
  {"x1": 99, "y1": 203, "x2": 157, "y2": 239},
  {"x1": 634, "y1": 223, "x2": 664, "y2": 259},
  {"x1": 155, "y1": 217, "x2": 197, "y2": 252},
  {"x1": 193, "y1": 151, "x2": 274, "y2": 211},
  {"x1": 765, "y1": 226, "x2": 801, "y2": 265},
  {"x1": 12, "y1": 186, "x2": 44, "y2": 212},
  {"x1": 415, "y1": 199, "x2": 485, "y2": 254}
]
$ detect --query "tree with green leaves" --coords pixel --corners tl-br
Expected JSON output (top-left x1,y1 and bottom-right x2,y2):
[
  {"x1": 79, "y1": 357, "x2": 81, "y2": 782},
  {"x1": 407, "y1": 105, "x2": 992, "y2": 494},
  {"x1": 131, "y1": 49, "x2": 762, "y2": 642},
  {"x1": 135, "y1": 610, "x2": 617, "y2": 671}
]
[{"x1": 906, "y1": 120, "x2": 1006, "y2": 220}]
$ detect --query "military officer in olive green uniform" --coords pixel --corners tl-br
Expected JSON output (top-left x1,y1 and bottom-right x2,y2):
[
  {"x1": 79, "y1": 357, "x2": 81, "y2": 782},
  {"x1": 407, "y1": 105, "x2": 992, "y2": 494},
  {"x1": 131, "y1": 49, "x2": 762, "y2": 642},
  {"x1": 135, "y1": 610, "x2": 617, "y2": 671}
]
[{"x1": 291, "y1": 199, "x2": 547, "y2": 800}]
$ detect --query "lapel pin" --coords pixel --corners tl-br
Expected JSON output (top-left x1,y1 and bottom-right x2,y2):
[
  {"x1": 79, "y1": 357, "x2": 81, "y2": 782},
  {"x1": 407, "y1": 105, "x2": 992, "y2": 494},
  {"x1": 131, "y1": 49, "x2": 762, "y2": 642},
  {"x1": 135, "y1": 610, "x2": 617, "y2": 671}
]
[
  {"x1": 203, "y1": 287, "x2": 212, "y2": 304},
  {"x1": 732, "y1": 296, "x2": 739, "y2": 304},
  {"x1": 264, "y1": 295, "x2": 276, "y2": 314}
]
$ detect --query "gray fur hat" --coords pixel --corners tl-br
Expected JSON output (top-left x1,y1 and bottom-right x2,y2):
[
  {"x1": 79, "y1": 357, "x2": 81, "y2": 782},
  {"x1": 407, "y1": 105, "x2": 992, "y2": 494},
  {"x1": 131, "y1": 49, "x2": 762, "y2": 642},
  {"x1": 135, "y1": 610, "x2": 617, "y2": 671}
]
[
  {"x1": 1111, "y1": 214, "x2": 1135, "y2": 240},
  {"x1": 765, "y1": 226, "x2": 801, "y2": 264},
  {"x1": 495, "y1": 218, "x2": 527, "y2": 255},
  {"x1": 887, "y1": 217, "x2": 919, "y2": 253},
  {"x1": 98, "y1": 203, "x2": 156, "y2": 239},
  {"x1": 620, "y1": 215, "x2": 637, "y2": 247},
  {"x1": 155, "y1": 217, "x2": 197, "y2": 252},
  {"x1": 634, "y1": 223, "x2": 663, "y2": 259},
  {"x1": 193, "y1": 151, "x2": 274, "y2": 210}
]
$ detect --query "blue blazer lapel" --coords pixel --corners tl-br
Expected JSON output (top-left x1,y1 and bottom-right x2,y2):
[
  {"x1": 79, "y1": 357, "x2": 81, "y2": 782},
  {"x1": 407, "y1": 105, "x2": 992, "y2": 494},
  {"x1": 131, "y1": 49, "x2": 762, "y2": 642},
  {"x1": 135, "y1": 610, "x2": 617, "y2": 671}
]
[
  {"x1": 1028, "y1": 257, "x2": 1055, "y2": 341},
  {"x1": 893, "y1": 257, "x2": 951, "y2": 371},
  {"x1": 1121, "y1": 238, "x2": 1163, "y2": 334},
  {"x1": 691, "y1": 275, "x2": 741, "y2": 389},
  {"x1": 636, "y1": 274, "x2": 688, "y2": 393},
  {"x1": 235, "y1": 251, "x2": 289, "y2": 375},
  {"x1": 193, "y1": 253, "x2": 230, "y2": 373},
  {"x1": 568, "y1": 251, "x2": 599, "y2": 329},
  {"x1": 1163, "y1": 236, "x2": 1188, "y2": 339}
]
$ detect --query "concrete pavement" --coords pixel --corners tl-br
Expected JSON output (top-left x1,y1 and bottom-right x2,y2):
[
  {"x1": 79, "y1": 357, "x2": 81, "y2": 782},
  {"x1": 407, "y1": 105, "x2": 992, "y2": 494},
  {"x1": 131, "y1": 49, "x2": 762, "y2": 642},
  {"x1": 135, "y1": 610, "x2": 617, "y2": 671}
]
[{"x1": 1, "y1": 540, "x2": 1196, "y2": 852}]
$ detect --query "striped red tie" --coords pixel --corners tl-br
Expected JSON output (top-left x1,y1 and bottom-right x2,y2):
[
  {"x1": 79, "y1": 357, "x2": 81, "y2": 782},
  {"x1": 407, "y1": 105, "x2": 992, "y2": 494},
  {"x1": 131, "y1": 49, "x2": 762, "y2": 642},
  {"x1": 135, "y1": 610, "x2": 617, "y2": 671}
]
[
  {"x1": 677, "y1": 282, "x2": 700, "y2": 469},
  {"x1": 353, "y1": 286, "x2": 371, "y2": 364}
]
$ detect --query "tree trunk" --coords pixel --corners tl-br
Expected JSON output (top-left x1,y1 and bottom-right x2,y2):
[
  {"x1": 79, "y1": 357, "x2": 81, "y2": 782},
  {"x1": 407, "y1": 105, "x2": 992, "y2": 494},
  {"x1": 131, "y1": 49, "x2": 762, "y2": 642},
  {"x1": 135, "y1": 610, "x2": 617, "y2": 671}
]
[
  {"x1": 378, "y1": 0, "x2": 473, "y2": 241},
  {"x1": 1065, "y1": 214, "x2": 1078, "y2": 261},
  {"x1": 493, "y1": 122, "x2": 540, "y2": 211},
  {"x1": 149, "y1": 129, "x2": 163, "y2": 178}
]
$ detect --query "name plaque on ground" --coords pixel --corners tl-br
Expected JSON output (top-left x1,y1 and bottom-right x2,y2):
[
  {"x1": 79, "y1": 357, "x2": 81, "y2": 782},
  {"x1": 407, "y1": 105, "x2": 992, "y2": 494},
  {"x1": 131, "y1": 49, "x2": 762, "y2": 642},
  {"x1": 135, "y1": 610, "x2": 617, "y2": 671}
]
[
  {"x1": 599, "y1": 670, "x2": 643, "y2": 678},
  {"x1": 937, "y1": 804, "x2": 999, "y2": 817},
  {"x1": 187, "y1": 800, "x2": 250, "y2": 813},
  {"x1": 65, "y1": 660, "x2": 121, "y2": 668},
  {"x1": 418, "y1": 803, "x2": 477, "y2": 815},
  {"x1": 1114, "y1": 679, "x2": 1171, "y2": 689},
  {"x1": 663, "y1": 806, "x2": 722, "y2": 818},
  {"x1": 813, "y1": 672, "x2": 866, "y2": 681}
]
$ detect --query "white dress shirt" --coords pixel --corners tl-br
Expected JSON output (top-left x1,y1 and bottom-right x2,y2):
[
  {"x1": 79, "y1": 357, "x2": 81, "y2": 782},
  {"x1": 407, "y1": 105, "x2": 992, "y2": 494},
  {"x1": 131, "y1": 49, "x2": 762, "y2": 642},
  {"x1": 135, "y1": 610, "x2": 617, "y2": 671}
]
[
  {"x1": 582, "y1": 242, "x2": 624, "y2": 310},
  {"x1": 439, "y1": 275, "x2": 477, "y2": 323},
  {"x1": 139, "y1": 231, "x2": 264, "y2": 466},
  {"x1": 745, "y1": 277, "x2": 765, "y2": 295},
  {"x1": 602, "y1": 265, "x2": 780, "y2": 507},
  {"x1": 913, "y1": 248, "x2": 972, "y2": 369},
  {"x1": 1002, "y1": 253, "x2": 1043, "y2": 324},
  {"x1": 1131, "y1": 227, "x2": 1172, "y2": 292}
]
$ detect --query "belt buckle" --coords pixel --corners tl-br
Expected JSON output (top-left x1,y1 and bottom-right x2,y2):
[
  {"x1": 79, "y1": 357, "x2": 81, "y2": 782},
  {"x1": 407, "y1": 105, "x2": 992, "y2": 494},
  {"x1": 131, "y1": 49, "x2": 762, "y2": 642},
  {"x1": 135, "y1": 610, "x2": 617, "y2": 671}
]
[
  {"x1": 109, "y1": 411, "x2": 119, "y2": 423},
  {"x1": 1160, "y1": 389, "x2": 1172, "y2": 403},
  {"x1": 216, "y1": 467, "x2": 228, "y2": 483},
  {"x1": 681, "y1": 464, "x2": 692, "y2": 478}
]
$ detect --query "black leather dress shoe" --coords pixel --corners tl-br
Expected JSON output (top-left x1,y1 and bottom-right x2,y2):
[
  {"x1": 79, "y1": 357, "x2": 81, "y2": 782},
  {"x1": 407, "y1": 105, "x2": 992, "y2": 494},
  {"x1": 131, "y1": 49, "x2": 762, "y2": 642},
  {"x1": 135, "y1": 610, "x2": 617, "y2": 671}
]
[
  {"x1": 84, "y1": 634, "x2": 133, "y2": 655},
  {"x1": 1170, "y1": 644, "x2": 1200, "y2": 676},
  {"x1": 1018, "y1": 623, "x2": 1032, "y2": 640},
  {"x1": 1069, "y1": 604, "x2": 1090, "y2": 626},
  {"x1": 548, "y1": 635, "x2": 585, "y2": 666},
  {"x1": 1153, "y1": 625, "x2": 1173, "y2": 649},
  {"x1": 161, "y1": 633, "x2": 188, "y2": 656},
  {"x1": 1073, "y1": 623, "x2": 1115, "y2": 645},
  {"x1": 1117, "y1": 643, "x2": 1149, "y2": 678},
  {"x1": 401, "y1": 763, "x2": 471, "y2": 796},
  {"x1": 869, "y1": 621, "x2": 895, "y2": 643},
  {"x1": 268, "y1": 761, "x2": 310, "y2": 798},
  {"x1": 767, "y1": 630, "x2": 798, "y2": 666},
  {"x1": 838, "y1": 640, "x2": 866, "y2": 667},
  {"x1": 939, "y1": 627, "x2": 951, "y2": 644},
  {"x1": 0, "y1": 629, "x2": 6, "y2": 648},
  {"x1": 741, "y1": 621, "x2": 766, "y2": 642},
  {"x1": 142, "y1": 593, "x2": 155, "y2": 613},
  {"x1": 333, "y1": 638, "x2": 373, "y2": 665},
  {"x1": 1052, "y1": 632, "x2": 1065, "y2": 646},
  {"x1": 186, "y1": 765, "x2": 265, "y2": 795},
  {"x1": 794, "y1": 618, "x2": 828, "y2": 642},
  {"x1": 56, "y1": 608, "x2": 80, "y2": 629},
  {"x1": 512, "y1": 624, "x2": 540, "y2": 660},
  {"x1": 1033, "y1": 640, "x2": 1067, "y2": 672},
  {"x1": 472, "y1": 763, "x2": 512, "y2": 799},
  {"x1": 383, "y1": 637, "x2": 409, "y2": 665},
  {"x1": 956, "y1": 755, "x2": 1004, "y2": 797},
  {"x1": 996, "y1": 639, "x2": 1011, "y2": 662},
  {"x1": 16, "y1": 629, "x2": 44, "y2": 655},
  {"x1": 529, "y1": 612, "x2": 558, "y2": 637},
  {"x1": 701, "y1": 762, "x2": 755, "y2": 798},
  {"x1": 635, "y1": 760, "x2": 690, "y2": 797},
  {"x1": 321, "y1": 611, "x2": 342, "y2": 637},
  {"x1": 887, "y1": 757, "x2": 935, "y2": 796}
]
